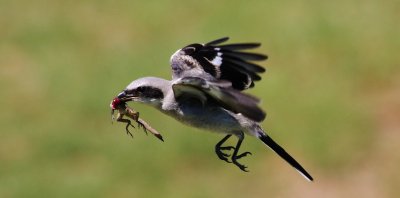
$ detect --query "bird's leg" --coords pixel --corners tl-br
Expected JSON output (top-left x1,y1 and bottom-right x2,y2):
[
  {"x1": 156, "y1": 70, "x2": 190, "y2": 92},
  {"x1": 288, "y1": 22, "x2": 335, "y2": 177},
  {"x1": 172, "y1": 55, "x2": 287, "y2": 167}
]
[
  {"x1": 215, "y1": 135, "x2": 235, "y2": 163},
  {"x1": 116, "y1": 114, "x2": 135, "y2": 138},
  {"x1": 231, "y1": 133, "x2": 252, "y2": 172}
]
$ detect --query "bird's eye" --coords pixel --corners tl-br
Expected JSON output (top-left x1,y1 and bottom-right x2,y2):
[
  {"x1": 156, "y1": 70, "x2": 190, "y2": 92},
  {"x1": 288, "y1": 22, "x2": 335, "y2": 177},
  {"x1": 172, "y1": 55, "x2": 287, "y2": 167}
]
[
  {"x1": 117, "y1": 91, "x2": 126, "y2": 98},
  {"x1": 134, "y1": 86, "x2": 164, "y2": 99},
  {"x1": 137, "y1": 87, "x2": 144, "y2": 92}
]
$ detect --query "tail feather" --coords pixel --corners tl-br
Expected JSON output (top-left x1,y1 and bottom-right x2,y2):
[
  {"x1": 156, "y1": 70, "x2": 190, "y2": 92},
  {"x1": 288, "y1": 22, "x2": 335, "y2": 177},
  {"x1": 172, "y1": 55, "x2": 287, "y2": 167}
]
[{"x1": 258, "y1": 133, "x2": 314, "y2": 181}]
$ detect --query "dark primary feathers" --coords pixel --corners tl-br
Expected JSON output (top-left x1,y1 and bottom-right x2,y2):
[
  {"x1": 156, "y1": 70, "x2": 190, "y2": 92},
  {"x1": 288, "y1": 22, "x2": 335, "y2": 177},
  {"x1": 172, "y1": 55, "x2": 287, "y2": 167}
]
[{"x1": 170, "y1": 37, "x2": 267, "y2": 90}]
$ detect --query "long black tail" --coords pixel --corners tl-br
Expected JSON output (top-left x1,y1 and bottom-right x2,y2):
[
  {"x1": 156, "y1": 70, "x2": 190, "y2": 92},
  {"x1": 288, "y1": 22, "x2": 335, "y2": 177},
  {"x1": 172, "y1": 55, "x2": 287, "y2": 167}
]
[{"x1": 258, "y1": 133, "x2": 314, "y2": 181}]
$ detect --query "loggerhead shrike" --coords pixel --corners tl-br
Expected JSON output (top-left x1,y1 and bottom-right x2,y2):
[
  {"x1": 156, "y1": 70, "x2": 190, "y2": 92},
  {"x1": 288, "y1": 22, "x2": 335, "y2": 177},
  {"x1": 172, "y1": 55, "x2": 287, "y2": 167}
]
[{"x1": 113, "y1": 37, "x2": 313, "y2": 181}]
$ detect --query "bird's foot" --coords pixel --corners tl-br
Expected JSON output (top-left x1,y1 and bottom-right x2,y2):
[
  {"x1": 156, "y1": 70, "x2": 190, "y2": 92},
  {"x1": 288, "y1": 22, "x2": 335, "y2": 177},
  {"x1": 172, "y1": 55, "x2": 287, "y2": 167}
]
[
  {"x1": 215, "y1": 146, "x2": 235, "y2": 163},
  {"x1": 232, "y1": 152, "x2": 252, "y2": 172}
]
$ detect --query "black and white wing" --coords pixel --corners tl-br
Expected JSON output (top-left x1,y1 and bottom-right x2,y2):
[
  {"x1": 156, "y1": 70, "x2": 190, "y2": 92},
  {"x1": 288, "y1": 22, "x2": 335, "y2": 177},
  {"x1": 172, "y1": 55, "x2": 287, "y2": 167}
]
[
  {"x1": 172, "y1": 77, "x2": 266, "y2": 122},
  {"x1": 170, "y1": 37, "x2": 267, "y2": 91}
]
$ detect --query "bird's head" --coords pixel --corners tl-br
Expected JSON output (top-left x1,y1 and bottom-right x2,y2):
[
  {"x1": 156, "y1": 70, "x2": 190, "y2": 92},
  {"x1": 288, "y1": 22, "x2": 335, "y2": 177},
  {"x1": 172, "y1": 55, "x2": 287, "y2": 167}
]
[{"x1": 116, "y1": 77, "x2": 168, "y2": 107}]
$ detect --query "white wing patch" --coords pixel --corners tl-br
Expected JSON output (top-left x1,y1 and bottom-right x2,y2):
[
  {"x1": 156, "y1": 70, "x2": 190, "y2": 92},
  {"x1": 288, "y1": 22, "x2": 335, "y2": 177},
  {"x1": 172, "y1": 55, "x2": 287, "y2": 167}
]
[{"x1": 211, "y1": 53, "x2": 223, "y2": 66}]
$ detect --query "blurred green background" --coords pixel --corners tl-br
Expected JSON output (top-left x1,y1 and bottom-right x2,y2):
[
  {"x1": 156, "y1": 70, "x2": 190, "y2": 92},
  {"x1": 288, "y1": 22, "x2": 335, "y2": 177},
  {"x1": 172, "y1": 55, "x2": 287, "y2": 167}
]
[{"x1": 1, "y1": 0, "x2": 399, "y2": 197}]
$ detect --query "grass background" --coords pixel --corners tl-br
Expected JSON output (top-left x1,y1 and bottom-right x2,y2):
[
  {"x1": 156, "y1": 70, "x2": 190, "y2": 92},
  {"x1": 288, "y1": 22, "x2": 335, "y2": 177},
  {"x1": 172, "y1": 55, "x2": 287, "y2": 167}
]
[{"x1": 1, "y1": 0, "x2": 399, "y2": 197}]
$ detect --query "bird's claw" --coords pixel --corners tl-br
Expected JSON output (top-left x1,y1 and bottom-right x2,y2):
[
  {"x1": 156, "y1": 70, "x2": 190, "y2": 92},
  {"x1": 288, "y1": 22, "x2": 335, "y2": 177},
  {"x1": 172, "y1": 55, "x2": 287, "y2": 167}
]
[
  {"x1": 215, "y1": 146, "x2": 235, "y2": 163},
  {"x1": 236, "y1": 151, "x2": 252, "y2": 159},
  {"x1": 232, "y1": 151, "x2": 252, "y2": 172},
  {"x1": 232, "y1": 157, "x2": 249, "y2": 172},
  {"x1": 214, "y1": 135, "x2": 252, "y2": 172}
]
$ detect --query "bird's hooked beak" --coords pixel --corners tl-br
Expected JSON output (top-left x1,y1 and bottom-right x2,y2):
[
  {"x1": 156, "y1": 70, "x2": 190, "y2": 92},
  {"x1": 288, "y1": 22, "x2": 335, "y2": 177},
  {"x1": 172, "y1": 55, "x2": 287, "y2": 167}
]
[
  {"x1": 117, "y1": 90, "x2": 140, "y2": 103},
  {"x1": 117, "y1": 91, "x2": 126, "y2": 98}
]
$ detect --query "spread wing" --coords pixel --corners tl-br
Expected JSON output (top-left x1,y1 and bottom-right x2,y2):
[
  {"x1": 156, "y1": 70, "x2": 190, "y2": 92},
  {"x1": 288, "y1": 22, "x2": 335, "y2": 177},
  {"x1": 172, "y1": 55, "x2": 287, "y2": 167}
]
[
  {"x1": 172, "y1": 77, "x2": 266, "y2": 122},
  {"x1": 170, "y1": 37, "x2": 267, "y2": 91}
]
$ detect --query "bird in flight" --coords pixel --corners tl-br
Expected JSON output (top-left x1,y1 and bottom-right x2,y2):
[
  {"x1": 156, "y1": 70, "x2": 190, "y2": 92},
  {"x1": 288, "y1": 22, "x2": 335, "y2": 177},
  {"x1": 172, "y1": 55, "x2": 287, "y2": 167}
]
[{"x1": 112, "y1": 37, "x2": 313, "y2": 181}]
